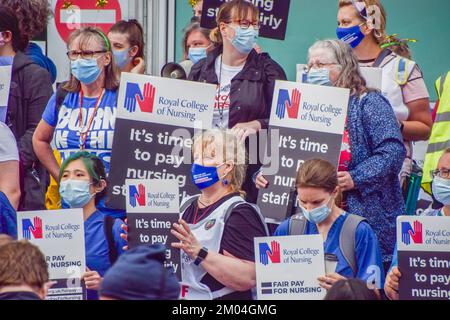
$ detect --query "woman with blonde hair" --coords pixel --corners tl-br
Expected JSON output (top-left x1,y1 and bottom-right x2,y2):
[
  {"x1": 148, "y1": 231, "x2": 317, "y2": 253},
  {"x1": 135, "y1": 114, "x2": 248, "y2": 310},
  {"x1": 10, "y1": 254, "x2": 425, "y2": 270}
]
[
  {"x1": 337, "y1": 0, "x2": 432, "y2": 185},
  {"x1": 171, "y1": 129, "x2": 268, "y2": 300}
]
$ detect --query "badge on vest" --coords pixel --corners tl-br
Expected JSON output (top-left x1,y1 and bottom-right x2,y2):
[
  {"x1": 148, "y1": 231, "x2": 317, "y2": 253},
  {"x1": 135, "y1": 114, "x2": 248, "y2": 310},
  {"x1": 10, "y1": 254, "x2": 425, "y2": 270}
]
[{"x1": 205, "y1": 219, "x2": 216, "y2": 230}]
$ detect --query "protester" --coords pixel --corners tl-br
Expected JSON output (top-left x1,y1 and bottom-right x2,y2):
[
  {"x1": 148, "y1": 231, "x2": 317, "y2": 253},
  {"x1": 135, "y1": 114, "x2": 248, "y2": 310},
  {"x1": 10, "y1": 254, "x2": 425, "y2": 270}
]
[
  {"x1": 171, "y1": 129, "x2": 269, "y2": 300},
  {"x1": 189, "y1": 0, "x2": 286, "y2": 203},
  {"x1": 1, "y1": 0, "x2": 57, "y2": 83},
  {"x1": 182, "y1": 22, "x2": 213, "y2": 64},
  {"x1": 274, "y1": 159, "x2": 385, "y2": 291},
  {"x1": 0, "y1": 6, "x2": 53, "y2": 211},
  {"x1": 33, "y1": 26, "x2": 124, "y2": 218},
  {"x1": 0, "y1": 122, "x2": 20, "y2": 210},
  {"x1": 384, "y1": 148, "x2": 450, "y2": 300},
  {"x1": 190, "y1": 0, "x2": 204, "y2": 21},
  {"x1": 422, "y1": 71, "x2": 450, "y2": 194},
  {"x1": 100, "y1": 245, "x2": 180, "y2": 300},
  {"x1": 58, "y1": 152, "x2": 126, "y2": 300},
  {"x1": 337, "y1": 0, "x2": 432, "y2": 187},
  {"x1": 258, "y1": 39, "x2": 406, "y2": 267},
  {"x1": 108, "y1": 20, "x2": 146, "y2": 74},
  {"x1": 324, "y1": 279, "x2": 380, "y2": 300},
  {"x1": 0, "y1": 240, "x2": 52, "y2": 300}
]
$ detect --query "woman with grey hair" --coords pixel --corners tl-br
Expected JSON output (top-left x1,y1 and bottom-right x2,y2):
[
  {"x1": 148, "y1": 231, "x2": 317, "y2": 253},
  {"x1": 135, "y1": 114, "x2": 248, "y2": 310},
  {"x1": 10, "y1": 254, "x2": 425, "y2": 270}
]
[
  {"x1": 306, "y1": 39, "x2": 406, "y2": 269},
  {"x1": 257, "y1": 39, "x2": 406, "y2": 270}
]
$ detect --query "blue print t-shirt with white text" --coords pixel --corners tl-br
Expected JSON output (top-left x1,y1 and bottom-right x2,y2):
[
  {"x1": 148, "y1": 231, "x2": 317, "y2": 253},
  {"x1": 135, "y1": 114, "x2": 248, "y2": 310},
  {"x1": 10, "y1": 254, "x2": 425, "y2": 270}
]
[{"x1": 42, "y1": 90, "x2": 117, "y2": 173}]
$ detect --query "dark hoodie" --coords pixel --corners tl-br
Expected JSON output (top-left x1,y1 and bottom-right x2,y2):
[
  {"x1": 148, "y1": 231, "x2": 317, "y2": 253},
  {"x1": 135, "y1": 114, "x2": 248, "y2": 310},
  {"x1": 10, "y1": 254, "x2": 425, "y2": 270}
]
[
  {"x1": 7, "y1": 51, "x2": 53, "y2": 210},
  {"x1": 25, "y1": 43, "x2": 57, "y2": 84}
]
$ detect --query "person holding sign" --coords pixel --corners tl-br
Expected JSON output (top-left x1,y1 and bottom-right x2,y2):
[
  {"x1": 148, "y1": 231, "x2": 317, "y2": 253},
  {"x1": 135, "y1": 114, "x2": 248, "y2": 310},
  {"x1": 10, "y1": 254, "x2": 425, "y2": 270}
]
[
  {"x1": 258, "y1": 39, "x2": 406, "y2": 266},
  {"x1": 33, "y1": 27, "x2": 124, "y2": 218},
  {"x1": 188, "y1": 0, "x2": 286, "y2": 203},
  {"x1": 274, "y1": 159, "x2": 385, "y2": 292},
  {"x1": 171, "y1": 129, "x2": 269, "y2": 300},
  {"x1": 58, "y1": 152, "x2": 126, "y2": 300},
  {"x1": 337, "y1": 0, "x2": 432, "y2": 185},
  {"x1": 108, "y1": 20, "x2": 146, "y2": 74},
  {"x1": 384, "y1": 148, "x2": 450, "y2": 300}
]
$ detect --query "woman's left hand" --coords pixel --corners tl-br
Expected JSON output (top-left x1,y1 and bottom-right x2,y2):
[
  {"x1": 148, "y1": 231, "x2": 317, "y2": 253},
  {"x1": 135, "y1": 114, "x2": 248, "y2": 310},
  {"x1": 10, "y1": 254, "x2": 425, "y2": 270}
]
[
  {"x1": 337, "y1": 171, "x2": 355, "y2": 192},
  {"x1": 231, "y1": 121, "x2": 262, "y2": 143},
  {"x1": 82, "y1": 268, "x2": 103, "y2": 291},
  {"x1": 171, "y1": 219, "x2": 202, "y2": 260},
  {"x1": 318, "y1": 273, "x2": 347, "y2": 290},
  {"x1": 120, "y1": 218, "x2": 128, "y2": 251}
]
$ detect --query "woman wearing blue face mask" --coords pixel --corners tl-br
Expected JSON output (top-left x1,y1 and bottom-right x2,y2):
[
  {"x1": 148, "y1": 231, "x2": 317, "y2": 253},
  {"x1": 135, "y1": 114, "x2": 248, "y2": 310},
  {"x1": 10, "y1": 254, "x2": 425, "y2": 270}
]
[
  {"x1": 189, "y1": 0, "x2": 286, "y2": 204},
  {"x1": 385, "y1": 149, "x2": 450, "y2": 300},
  {"x1": 58, "y1": 152, "x2": 126, "y2": 300},
  {"x1": 274, "y1": 159, "x2": 385, "y2": 293},
  {"x1": 108, "y1": 20, "x2": 145, "y2": 74},
  {"x1": 182, "y1": 22, "x2": 212, "y2": 65},
  {"x1": 33, "y1": 27, "x2": 124, "y2": 219},
  {"x1": 337, "y1": 0, "x2": 432, "y2": 189},
  {"x1": 258, "y1": 39, "x2": 406, "y2": 268},
  {"x1": 171, "y1": 129, "x2": 269, "y2": 300}
]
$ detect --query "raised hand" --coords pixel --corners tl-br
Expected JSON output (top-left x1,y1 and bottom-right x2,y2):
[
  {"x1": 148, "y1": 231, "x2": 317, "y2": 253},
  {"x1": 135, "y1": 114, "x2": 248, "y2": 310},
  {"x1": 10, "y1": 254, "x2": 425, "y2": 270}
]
[
  {"x1": 408, "y1": 221, "x2": 423, "y2": 244},
  {"x1": 124, "y1": 83, "x2": 143, "y2": 113},
  {"x1": 136, "y1": 184, "x2": 146, "y2": 206},
  {"x1": 30, "y1": 217, "x2": 43, "y2": 239},
  {"x1": 401, "y1": 222, "x2": 413, "y2": 245},
  {"x1": 285, "y1": 89, "x2": 301, "y2": 119},
  {"x1": 276, "y1": 89, "x2": 290, "y2": 119},
  {"x1": 129, "y1": 185, "x2": 138, "y2": 208},
  {"x1": 268, "y1": 241, "x2": 281, "y2": 263},
  {"x1": 22, "y1": 219, "x2": 33, "y2": 239},
  {"x1": 259, "y1": 243, "x2": 271, "y2": 266},
  {"x1": 137, "y1": 83, "x2": 156, "y2": 113}
]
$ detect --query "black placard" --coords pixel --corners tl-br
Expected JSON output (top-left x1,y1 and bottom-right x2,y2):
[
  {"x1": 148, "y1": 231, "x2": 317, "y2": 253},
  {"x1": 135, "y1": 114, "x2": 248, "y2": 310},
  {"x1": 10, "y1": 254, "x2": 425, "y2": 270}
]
[
  {"x1": 106, "y1": 119, "x2": 198, "y2": 210},
  {"x1": 257, "y1": 126, "x2": 343, "y2": 223},
  {"x1": 201, "y1": 0, "x2": 291, "y2": 40}
]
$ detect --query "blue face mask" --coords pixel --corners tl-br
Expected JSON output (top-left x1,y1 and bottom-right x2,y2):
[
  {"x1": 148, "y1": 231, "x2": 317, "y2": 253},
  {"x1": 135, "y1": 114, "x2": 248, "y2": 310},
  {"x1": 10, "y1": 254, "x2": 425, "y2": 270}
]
[
  {"x1": 113, "y1": 48, "x2": 132, "y2": 70},
  {"x1": 306, "y1": 68, "x2": 332, "y2": 86},
  {"x1": 191, "y1": 163, "x2": 226, "y2": 190},
  {"x1": 432, "y1": 176, "x2": 450, "y2": 205},
  {"x1": 336, "y1": 24, "x2": 365, "y2": 48},
  {"x1": 188, "y1": 47, "x2": 208, "y2": 64},
  {"x1": 229, "y1": 26, "x2": 258, "y2": 54},
  {"x1": 59, "y1": 180, "x2": 94, "y2": 208},
  {"x1": 300, "y1": 197, "x2": 333, "y2": 224},
  {"x1": 71, "y1": 57, "x2": 102, "y2": 84}
]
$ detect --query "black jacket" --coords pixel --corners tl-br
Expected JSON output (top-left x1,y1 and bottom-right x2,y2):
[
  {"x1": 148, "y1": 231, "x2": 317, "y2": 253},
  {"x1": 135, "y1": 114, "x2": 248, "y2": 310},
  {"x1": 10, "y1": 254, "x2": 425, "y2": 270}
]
[
  {"x1": 7, "y1": 51, "x2": 53, "y2": 210},
  {"x1": 188, "y1": 45, "x2": 287, "y2": 129}
]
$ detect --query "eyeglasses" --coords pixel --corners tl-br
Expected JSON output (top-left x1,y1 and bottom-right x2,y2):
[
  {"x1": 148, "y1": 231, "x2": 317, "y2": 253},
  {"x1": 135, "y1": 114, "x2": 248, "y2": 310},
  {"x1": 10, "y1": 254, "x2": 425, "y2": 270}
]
[
  {"x1": 66, "y1": 50, "x2": 107, "y2": 61},
  {"x1": 228, "y1": 20, "x2": 260, "y2": 30},
  {"x1": 431, "y1": 169, "x2": 450, "y2": 179},
  {"x1": 306, "y1": 62, "x2": 338, "y2": 70}
]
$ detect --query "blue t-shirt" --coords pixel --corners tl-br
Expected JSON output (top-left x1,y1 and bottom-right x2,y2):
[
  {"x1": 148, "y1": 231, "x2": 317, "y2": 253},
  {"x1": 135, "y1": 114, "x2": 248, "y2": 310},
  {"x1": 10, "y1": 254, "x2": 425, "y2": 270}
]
[
  {"x1": 84, "y1": 210, "x2": 126, "y2": 300},
  {"x1": 275, "y1": 212, "x2": 385, "y2": 288},
  {"x1": 42, "y1": 90, "x2": 117, "y2": 173}
]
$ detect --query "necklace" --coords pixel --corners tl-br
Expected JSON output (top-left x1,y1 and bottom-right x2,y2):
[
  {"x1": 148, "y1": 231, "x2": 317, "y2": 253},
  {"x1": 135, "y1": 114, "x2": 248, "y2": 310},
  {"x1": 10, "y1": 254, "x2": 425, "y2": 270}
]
[{"x1": 216, "y1": 55, "x2": 230, "y2": 129}]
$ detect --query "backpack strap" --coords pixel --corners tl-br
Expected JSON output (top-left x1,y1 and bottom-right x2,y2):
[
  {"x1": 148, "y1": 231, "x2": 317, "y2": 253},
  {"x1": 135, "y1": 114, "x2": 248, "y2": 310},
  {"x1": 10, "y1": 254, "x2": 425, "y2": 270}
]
[
  {"x1": 288, "y1": 214, "x2": 308, "y2": 236},
  {"x1": 439, "y1": 72, "x2": 448, "y2": 98},
  {"x1": 224, "y1": 199, "x2": 270, "y2": 236},
  {"x1": 179, "y1": 195, "x2": 200, "y2": 215},
  {"x1": 372, "y1": 48, "x2": 393, "y2": 68},
  {"x1": 339, "y1": 214, "x2": 367, "y2": 277},
  {"x1": 103, "y1": 215, "x2": 119, "y2": 265},
  {"x1": 55, "y1": 82, "x2": 69, "y2": 113}
]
